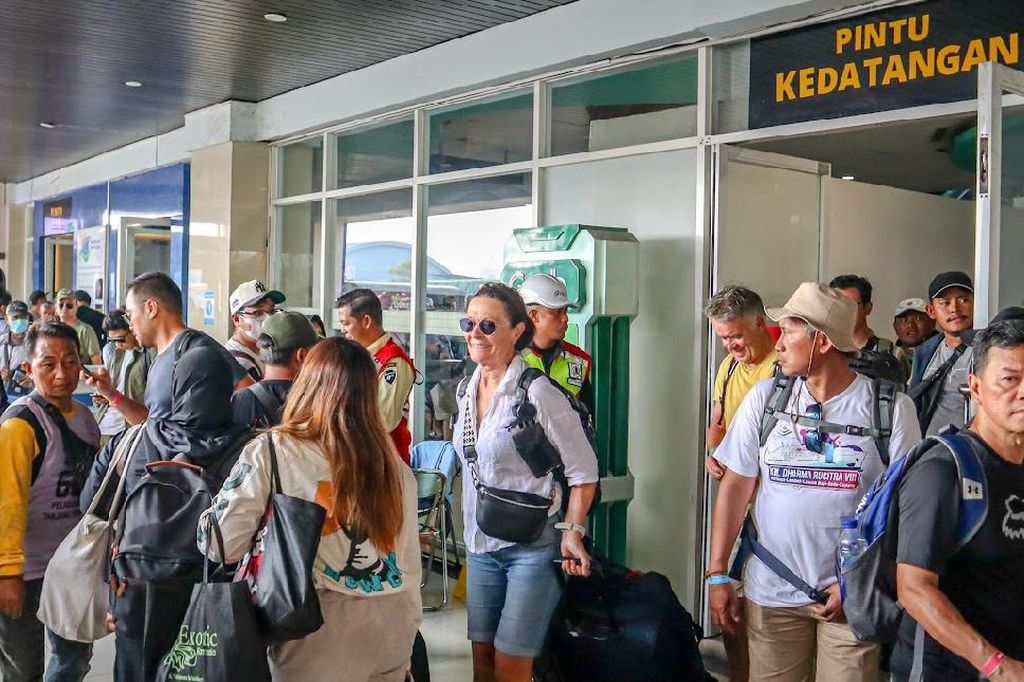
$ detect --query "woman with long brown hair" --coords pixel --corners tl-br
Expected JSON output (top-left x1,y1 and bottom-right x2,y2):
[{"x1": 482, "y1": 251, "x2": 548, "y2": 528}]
[{"x1": 199, "y1": 337, "x2": 422, "y2": 681}]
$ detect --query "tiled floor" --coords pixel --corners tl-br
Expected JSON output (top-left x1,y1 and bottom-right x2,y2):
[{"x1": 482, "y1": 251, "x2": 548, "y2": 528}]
[
  {"x1": 78, "y1": 582, "x2": 725, "y2": 681},
  {"x1": 81, "y1": 582, "x2": 474, "y2": 681}
]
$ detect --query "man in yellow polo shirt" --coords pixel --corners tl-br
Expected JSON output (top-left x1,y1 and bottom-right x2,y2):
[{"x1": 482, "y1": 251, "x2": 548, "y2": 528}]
[{"x1": 703, "y1": 284, "x2": 778, "y2": 682}]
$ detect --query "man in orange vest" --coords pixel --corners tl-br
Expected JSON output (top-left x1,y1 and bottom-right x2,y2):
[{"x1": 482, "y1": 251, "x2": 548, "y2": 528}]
[{"x1": 335, "y1": 289, "x2": 416, "y2": 465}]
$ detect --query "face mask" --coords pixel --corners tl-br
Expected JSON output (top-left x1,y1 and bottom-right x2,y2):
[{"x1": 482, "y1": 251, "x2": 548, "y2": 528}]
[
  {"x1": 10, "y1": 319, "x2": 29, "y2": 335},
  {"x1": 242, "y1": 314, "x2": 268, "y2": 341}
]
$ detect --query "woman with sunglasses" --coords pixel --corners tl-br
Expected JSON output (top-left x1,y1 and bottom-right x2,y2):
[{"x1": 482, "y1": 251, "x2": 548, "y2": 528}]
[
  {"x1": 92, "y1": 309, "x2": 152, "y2": 444},
  {"x1": 454, "y1": 282, "x2": 599, "y2": 682}
]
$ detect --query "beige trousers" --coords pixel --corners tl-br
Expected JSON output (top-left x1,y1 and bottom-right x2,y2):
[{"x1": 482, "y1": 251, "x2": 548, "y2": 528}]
[
  {"x1": 270, "y1": 589, "x2": 421, "y2": 682},
  {"x1": 745, "y1": 600, "x2": 879, "y2": 682}
]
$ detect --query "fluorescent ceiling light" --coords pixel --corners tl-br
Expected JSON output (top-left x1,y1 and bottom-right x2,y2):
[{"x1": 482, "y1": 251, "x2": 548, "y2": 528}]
[
  {"x1": 39, "y1": 122, "x2": 56, "y2": 129},
  {"x1": 125, "y1": 80, "x2": 143, "y2": 88},
  {"x1": 263, "y1": 12, "x2": 287, "y2": 22}
]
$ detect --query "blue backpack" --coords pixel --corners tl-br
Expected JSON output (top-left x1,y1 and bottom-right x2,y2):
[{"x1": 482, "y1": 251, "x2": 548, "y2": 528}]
[{"x1": 838, "y1": 429, "x2": 988, "y2": 642}]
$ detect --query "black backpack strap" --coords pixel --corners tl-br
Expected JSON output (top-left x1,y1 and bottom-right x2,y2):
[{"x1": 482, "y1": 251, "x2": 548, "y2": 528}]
[
  {"x1": 907, "y1": 343, "x2": 968, "y2": 430},
  {"x1": 873, "y1": 379, "x2": 897, "y2": 466},
  {"x1": 511, "y1": 367, "x2": 548, "y2": 428},
  {"x1": 248, "y1": 382, "x2": 283, "y2": 427},
  {"x1": 2, "y1": 403, "x2": 48, "y2": 485},
  {"x1": 759, "y1": 374, "x2": 795, "y2": 447},
  {"x1": 28, "y1": 393, "x2": 98, "y2": 488},
  {"x1": 736, "y1": 516, "x2": 830, "y2": 604}
]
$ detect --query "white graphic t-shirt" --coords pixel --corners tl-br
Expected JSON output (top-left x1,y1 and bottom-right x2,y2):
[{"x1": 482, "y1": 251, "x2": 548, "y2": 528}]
[{"x1": 715, "y1": 373, "x2": 921, "y2": 607}]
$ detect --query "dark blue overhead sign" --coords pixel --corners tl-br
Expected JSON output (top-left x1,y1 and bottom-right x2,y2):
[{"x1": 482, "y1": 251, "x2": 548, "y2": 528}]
[{"x1": 748, "y1": 0, "x2": 1024, "y2": 129}]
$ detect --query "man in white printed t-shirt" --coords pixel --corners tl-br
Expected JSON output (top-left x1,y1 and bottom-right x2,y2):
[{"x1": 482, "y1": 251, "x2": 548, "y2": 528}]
[{"x1": 707, "y1": 282, "x2": 921, "y2": 682}]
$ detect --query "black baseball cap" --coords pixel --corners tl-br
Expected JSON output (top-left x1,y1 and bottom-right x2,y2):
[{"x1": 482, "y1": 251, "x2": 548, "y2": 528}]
[{"x1": 928, "y1": 271, "x2": 973, "y2": 300}]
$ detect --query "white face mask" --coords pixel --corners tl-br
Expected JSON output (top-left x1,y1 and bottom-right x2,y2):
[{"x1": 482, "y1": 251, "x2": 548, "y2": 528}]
[{"x1": 241, "y1": 313, "x2": 269, "y2": 341}]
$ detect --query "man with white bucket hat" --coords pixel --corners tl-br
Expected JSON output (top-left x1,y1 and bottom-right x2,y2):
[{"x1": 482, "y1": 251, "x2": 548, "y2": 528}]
[{"x1": 707, "y1": 282, "x2": 921, "y2": 682}]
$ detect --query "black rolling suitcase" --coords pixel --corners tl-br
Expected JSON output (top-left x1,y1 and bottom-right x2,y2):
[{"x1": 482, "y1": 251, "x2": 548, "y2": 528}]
[{"x1": 535, "y1": 554, "x2": 710, "y2": 682}]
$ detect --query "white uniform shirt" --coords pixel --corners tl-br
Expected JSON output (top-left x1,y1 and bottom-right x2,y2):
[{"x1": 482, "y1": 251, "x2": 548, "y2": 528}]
[
  {"x1": 223, "y1": 337, "x2": 263, "y2": 382},
  {"x1": 198, "y1": 432, "x2": 422, "y2": 600},
  {"x1": 453, "y1": 355, "x2": 599, "y2": 554},
  {"x1": 714, "y1": 373, "x2": 921, "y2": 607}
]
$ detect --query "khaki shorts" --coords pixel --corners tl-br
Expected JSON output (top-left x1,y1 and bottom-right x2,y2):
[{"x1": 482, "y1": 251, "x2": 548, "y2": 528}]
[{"x1": 745, "y1": 600, "x2": 879, "y2": 682}]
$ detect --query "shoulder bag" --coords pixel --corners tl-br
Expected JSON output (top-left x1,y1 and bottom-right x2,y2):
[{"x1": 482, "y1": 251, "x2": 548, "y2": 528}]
[
  {"x1": 462, "y1": 388, "x2": 553, "y2": 544},
  {"x1": 37, "y1": 424, "x2": 145, "y2": 642}
]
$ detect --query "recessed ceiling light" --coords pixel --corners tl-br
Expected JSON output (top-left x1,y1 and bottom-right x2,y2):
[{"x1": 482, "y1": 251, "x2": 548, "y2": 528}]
[
  {"x1": 841, "y1": 175, "x2": 855, "y2": 181},
  {"x1": 125, "y1": 80, "x2": 143, "y2": 88},
  {"x1": 263, "y1": 12, "x2": 287, "y2": 22},
  {"x1": 39, "y1": 122, "x2": 56, "y2": 129}
]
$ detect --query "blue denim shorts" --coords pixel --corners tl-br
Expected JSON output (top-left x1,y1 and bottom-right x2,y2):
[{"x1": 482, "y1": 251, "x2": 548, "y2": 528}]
[{"x1": 465, "y1": 522, "x2": 563, "y2": 657}]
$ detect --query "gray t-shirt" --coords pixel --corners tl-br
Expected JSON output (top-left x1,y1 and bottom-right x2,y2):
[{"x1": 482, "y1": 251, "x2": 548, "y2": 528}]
[{"x1": 922, "y1": 341, "x2": 972, "y2": 437}]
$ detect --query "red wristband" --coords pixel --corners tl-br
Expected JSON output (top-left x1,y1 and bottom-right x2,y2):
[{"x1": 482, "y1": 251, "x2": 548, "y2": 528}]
[
  {"x1": 110, "y1": 392, "x2": 124, "y2": 409},
  {"x1": 981, "y1": 651, "x2": 1004, "y2": 678}
]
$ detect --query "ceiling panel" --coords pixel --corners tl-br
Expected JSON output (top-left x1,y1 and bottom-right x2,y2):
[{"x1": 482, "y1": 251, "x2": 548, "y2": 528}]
[{"x1": 0, "y1": 0, "x2": 577, "y2": 183}]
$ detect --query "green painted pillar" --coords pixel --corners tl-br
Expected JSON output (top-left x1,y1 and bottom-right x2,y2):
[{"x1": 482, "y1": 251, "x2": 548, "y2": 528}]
[{"x1": 502, "y1": 225, "x2": 638, "y2": 563}]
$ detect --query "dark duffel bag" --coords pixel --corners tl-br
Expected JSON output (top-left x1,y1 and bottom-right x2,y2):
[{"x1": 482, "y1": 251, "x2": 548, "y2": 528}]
[{"x1": 537, "y1": 554, "x2": 710, "y2": 682}]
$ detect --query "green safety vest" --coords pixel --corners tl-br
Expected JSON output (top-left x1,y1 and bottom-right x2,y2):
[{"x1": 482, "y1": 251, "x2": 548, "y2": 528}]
[{"x1": 522, "y1": 341, "x2": 591, "y2": 396}]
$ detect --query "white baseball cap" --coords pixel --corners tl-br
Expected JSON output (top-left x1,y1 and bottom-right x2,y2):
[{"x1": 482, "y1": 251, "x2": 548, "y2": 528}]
[
  {"x1": 894, "y1": 297, "x2": 928, "y2": 318},
  {"x1": 518, "y1": 273, "x2": 573, "y2": 309},
  {"x1": 229, "y1": 280, "x2": 286, "y2": 315}
]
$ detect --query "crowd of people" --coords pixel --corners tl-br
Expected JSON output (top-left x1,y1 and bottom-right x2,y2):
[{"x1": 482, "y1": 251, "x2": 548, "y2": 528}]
[
  {"x1": 705, "y1": 271, "x2": 1023, "y2": 682},
  {"x1": 0, "y1": 264, "x2": 1020, "y2": 681},
  {"x1": 0, "y1": 270, "x2": 600, "y2": 682}
]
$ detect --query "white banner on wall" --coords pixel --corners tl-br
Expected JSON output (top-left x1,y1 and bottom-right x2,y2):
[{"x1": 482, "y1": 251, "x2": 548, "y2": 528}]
[{"x1": 75, "y1": 226, "x2": 106, "y2": 302}]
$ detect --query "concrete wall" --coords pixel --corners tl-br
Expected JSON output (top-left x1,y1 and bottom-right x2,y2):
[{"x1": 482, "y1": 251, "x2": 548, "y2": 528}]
[
  {"x1": 188, "y1": 142, "x2": 270, "y2": 341},
  {"x1": 544, "y1": 150, "x2": 702, "y2": 605}
]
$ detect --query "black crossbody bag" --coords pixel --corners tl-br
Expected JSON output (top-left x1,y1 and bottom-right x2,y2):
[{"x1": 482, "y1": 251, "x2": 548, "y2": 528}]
[{"x1": 462, "y1": 388, "x2": 554, "y2": 544}]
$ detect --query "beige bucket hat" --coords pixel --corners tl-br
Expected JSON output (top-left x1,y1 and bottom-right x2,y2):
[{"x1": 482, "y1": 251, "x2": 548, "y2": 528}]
[{"x1": 766, "y1": 282, "x2": 858, "y2": 353}]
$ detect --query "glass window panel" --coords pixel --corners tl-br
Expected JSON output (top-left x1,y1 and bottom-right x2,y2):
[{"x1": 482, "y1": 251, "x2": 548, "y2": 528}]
[
  {"x1": 427, "y1": 91, "x2": 533, "y2": 174},
  {"x1": 549, "y1": 56, "x2": 699, "y2": 156},
  {"x1": 279, "y1": 138, "x2": 324, "y2": 197},
  {"x1": 334, "y1": 119, "x2": 415, "y2": 189},
  {"x1": 422, "y1": 173, "x2": 533, "y2": 440},
  {"x1": 331, "y1": 188, "x2": 415, "y2": 337},
  {"x1": 712, "y1": 41, "x2": 751, "y2": 134},
  {"x1": 275, "y1": 202, "x2": 321, "y2": 309}
]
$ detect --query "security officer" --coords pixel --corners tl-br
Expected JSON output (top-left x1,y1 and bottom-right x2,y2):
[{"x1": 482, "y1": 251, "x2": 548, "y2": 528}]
[
  {"x1": 517, "y1": 274, "x2": 593, "y2": 413},
  {"x1": 335, "y1": 288, "x2": 416, "y2": 466}
]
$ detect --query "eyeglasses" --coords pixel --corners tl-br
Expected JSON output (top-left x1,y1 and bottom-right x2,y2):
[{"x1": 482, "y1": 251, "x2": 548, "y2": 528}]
[
  {"x1": 459, "y1": 318, "x2": 499, "y2": 335},
  {"x1": 802, "y1": 402, "x2": 824, "y2": 453},
  {"x1": 108, "y1": 336, "x2": 129, "y2": 346},
  {"x1": 60, "y1": 303, "x2": 75, "y2": 310},
  {"x1": 239, "y1": 309, "x2": 273, "y2": 319}
]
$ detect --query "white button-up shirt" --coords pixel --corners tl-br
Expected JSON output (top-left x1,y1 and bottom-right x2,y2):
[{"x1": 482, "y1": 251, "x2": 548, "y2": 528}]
[{"x1": 454, "y1": 355, "x2": 599, "y2": 554}]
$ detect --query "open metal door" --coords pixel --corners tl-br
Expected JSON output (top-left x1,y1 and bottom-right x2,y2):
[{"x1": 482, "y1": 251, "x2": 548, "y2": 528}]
[
  {"x1": 699, "y1": 144, "x2": 830, "y2": 631},
  {"x1": 975, "y1": 62, "x2": 1024, "y2": 325}
]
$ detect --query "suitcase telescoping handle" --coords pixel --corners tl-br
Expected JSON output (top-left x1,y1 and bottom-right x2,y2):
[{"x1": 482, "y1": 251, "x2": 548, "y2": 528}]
[{"x1": 556, "y1": 554, "x2": 620, "y2": 639}]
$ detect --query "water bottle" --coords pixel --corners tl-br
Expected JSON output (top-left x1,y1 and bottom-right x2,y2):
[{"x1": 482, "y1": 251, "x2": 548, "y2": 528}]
[{"x1": 838, "y1": 517, "x2": 868, "y2": 568}]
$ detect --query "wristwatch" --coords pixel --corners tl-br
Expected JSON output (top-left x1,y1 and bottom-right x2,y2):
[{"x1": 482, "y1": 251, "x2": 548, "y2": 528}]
[{"x1": 554, "y1": 522, "x2": 587, "y2": 537}]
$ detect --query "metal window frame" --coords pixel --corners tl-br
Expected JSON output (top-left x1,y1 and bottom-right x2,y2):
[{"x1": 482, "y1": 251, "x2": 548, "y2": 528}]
[{"x1": 264, "y1": 0, "x2": 1019, "y2": 597}]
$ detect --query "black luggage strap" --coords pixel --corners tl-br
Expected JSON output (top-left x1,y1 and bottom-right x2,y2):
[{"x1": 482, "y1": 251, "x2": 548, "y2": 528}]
[
  {"x1": 249, "y1": 382, "x2": 283, "y2": 427},
  {"x1": 907, "y1": 343, "x2": 967, "y2": 431},
  {"x1": 734, "y1": 516, "x2": 830, "y2": 605}
]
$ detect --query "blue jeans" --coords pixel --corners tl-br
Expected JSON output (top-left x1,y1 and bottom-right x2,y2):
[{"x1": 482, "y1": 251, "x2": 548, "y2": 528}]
[
  {"x1": 0, "y1": 578, "x2": 93, "y2": 682},
  {"x1": 466, "y1": 523, "x2": 563, "y2": 658}
]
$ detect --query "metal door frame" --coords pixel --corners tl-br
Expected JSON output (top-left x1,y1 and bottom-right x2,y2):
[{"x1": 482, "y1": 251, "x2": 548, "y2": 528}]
[{"x1": 975, "y1": 62, "x2": 1024, "y2": 325}]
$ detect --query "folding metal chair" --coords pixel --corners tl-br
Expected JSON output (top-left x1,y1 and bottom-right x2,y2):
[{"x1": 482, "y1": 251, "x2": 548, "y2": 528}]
[{"x1": 414, "y1": 468, "x2": 449, "y2": 610}]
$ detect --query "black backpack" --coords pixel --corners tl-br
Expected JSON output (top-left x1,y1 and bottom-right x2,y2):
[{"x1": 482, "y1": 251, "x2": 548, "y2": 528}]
[
  {"x1": 848, "y1": 348, "x2": 907, "y2": 387},
  {"x1": 113, "y1": 430, "x2": 254, "y2": 586},
  {"x1": 536, "y1": 551, "x2": 709, "y2": 682}
]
